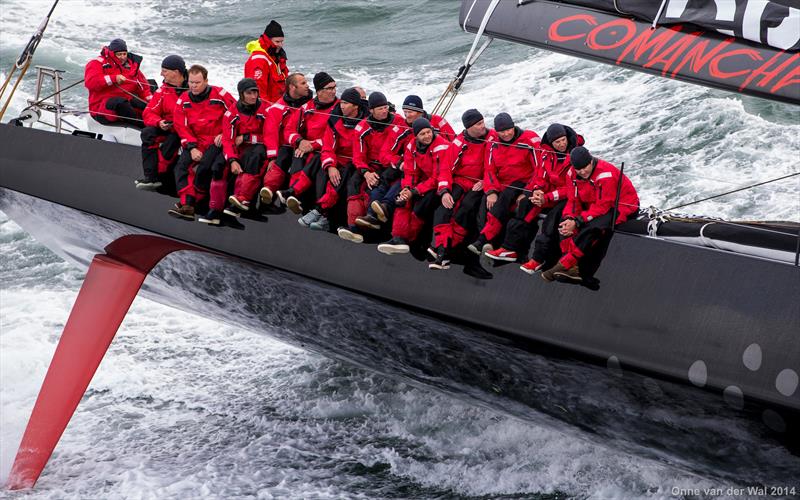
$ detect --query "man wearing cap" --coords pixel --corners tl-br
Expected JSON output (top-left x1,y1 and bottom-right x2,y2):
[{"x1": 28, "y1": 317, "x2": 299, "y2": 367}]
[
  {"x1": 468, "y1": 112, "x2": 542, "y2": 256},
  {"x1": 484, "y1": 123, "x2": 584, "y2": 268},
  {"x1": 300, "y1": 87, "x2": 368, "y2": 232},
  {"x1": 428, "y1": 109, "x2": 495, "y2": 277},
  {"x1": 377, "y1": 117, "x2": 451, "y2": 255},
  {"x1": 244, "y1": 20, "x2": 289, "y2": 103},
  {"x1": 278, "y1": 72, "x2": 339, "y2": 220},
  {"x1": 84, "y1": 38, "x2": 152, "y2": 127},
  {"x1": 137, "y1": 55, "x2": 188, "y2": 190},
  {"x1": 541, "y1": 146, "x2": 639, "y2": 283},
  {"x1": 258, "y1": 73, "x2": 312, "y2": 208},
  {"x1": 379, "y1": 95, "x2": 454, "y2": 171},
  {"x1": 168, "y1": 65, "x2": 236, "y2": 220},
  {"x1": 337, "y1": 91, "x2": 407, "y2": 243},
  {"x1": 196, "y1": 78, "x2": 270, "y2": 224},
  {"x1": 362, "y1": 95, "x2": 456, "y2": 230}
]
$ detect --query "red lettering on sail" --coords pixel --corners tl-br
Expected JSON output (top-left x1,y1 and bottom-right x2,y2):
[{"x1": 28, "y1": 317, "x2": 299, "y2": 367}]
[
  {"x1": 548, "y1": 14, "x2": 597, "y2": 42},
  {"x1": 709, "y1": 48, "x2": 762, "y2": 79},
  {"x1": 586, "y1": 19, "x2": 637, "y2": 51}
]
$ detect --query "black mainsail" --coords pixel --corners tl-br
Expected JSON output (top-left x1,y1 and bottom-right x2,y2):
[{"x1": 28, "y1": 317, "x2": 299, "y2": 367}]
[{"x1": 460, "y1": 0, "x2": 800, "y2": 104}]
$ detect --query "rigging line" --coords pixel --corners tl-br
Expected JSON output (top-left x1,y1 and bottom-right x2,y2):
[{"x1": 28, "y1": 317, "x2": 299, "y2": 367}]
[
  {"x1": 665, "y1": 171, "x2": 800, "y2": 211},
  {"x1": 651, "y1": 0, "x2": 669, "y2": 30},
  {"x1": 59, "y1": 107, "x2": 145, "y2": 123},
  {"x1": 660, "y1": 216, "x2": 800, "y2": 238},
  {"x1": 113, "y1": 83, "x2": 150, "y2": 105},
  {"x1": 28, "y1": 78, "x2": 85, "y2": 108}
]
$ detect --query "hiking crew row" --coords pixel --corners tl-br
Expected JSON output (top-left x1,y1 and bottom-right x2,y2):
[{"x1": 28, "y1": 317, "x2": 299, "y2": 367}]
[{"x1": 85, "y1": 23, "x2": 639, "y2": 283}]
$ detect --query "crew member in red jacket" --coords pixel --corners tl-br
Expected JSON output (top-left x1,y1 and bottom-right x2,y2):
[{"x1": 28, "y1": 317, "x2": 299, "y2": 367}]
[
  {"x1": 428, "y1": 109, "x2": 494, "y2": 278},
  {"x1": 377, "y1": 118, "x2": 451, "y2": 255},
  {"x1": 396, "y1": 95, "x2": 455, "y2": 142},
  {"x1": 338, "y1": 91, "x2": 406, "y2": 243},
  {"x1": 244, "y1": 20, "x2": 289, "y2": 104},
  {"x1": 280, "y1": 72, "x2": 339, "y2": 220},
  {"x1": 541, "y1": 146, "x2": 639, "y2": 283},
  {"x1": 486, "y1": 123, "x2": 584, "y2": 266},
  {"x1": 191, "y1": 78, "x2": 269, "y2": 224},
  {"x1": 168, "y1": 65, "x2": 236, "y2": 220},
  {"x1": 301, "y1": 87, "x2": 368, "y2": 232},
  {"x1": 136, "y1": 55, "x2": 187, "y2": 190},
  {"x1": 468, "y1": 113, "x2": 541, "y2": 255},
  {"x1": 84, "y1": 38, "x2": 151, "y2": 127},
  {"x1": 257, "y1": 73, "x2": 311, "y2": 208},
  {"x1": 368, "y1": 95, "x2": 457, "y2": 227}
]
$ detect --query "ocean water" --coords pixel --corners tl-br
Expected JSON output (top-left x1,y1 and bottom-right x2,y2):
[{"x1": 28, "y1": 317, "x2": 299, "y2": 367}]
[{"x1": 0, "y1": 0, "x2": 798, "y2": 498}]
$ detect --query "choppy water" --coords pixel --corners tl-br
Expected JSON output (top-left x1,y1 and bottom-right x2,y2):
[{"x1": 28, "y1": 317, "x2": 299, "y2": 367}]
[{"x1": 1, "y1": 0, "x2": 798, "y2": 498}]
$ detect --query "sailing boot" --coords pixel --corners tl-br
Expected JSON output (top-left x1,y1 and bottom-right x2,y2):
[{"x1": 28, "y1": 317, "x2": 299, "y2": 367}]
[
  {"x1": 554, "y1": 265, "x2": 582, "y2": 283},
  {"x1": 463, "y1": 251, "x2": 493, "y2": 280},
  {"x1": 377, "y1": 237, "x2": 410, "y2": 255},
  {"x1": 259, "y1": 186, "x2": 274, "y2": 205},
  {"x1": 338, "y1": 226, "x2": 364, "y2": 243},
  {"x1": 467, "y1": 235, "x2": 492, "y2": 256},
  {"x1": 309, "y1": 215, "x2": 330, "y2": 232},
  {"x1": 486, "y1": 247, "x2": 518, "y2": 262},
  {"x1": 541, "y1": 262, "x2": 567, "y2": 282},
  {"x1": 520, "y1": 259, "x2": 544, "y2": 275},
  {"x1": 198, "y1": 210, "x2": 222, "y2": 225},
  {"x1": 355, "y1": 214, "x2": 381, "y2": 231},
  {"x1": 299, "y1": 208, "x2": 323, "y2": 228},
  {"x1": 428, "y1": 246, "x2": 451, "y2": 270},
  {"x1": 371, "y1": 200, "x2": 389, "y2": 223}
]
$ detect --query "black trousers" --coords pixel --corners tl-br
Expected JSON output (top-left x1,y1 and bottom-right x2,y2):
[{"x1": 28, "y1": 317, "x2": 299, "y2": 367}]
[
  {"x1": 174, "y1": 145, "x2": 224, "y2": 194},
  {"x1": 239, "y1": 144, "x2": 268, "y2": 175},
  {"x1": 432, "y1": 184, "x2": 466, "y2": 228},
  {"x1": 530, "y1": 199, "x2": 567, "y2": 264},
  {"x1": 502, "y1": 198, "x2": 543, "y2": 255},
  {"x1": 488, "y1": 180, "x2": 528, "y2": 223},
  {"x1": 94, "y1": 97, "x2": 146, "y2": 129},
  {"x1": 140, "y1": 126, "x2": 181, "y2": 180}
]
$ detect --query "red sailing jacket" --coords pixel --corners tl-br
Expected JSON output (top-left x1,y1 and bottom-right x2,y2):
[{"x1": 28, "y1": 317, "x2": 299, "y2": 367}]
[
  {"x1": 142, "y1": 82, "x2": 186, "y2": 127},
  {"x1": 563, "y1": 159, "x2": 639, "y2": 225},
  {"x1": 353, "y1": 113, "x2": 407, "y2": 172},
  {"x1": 437, "y1": 129, "x2": 496, "y2": 193},
  {"x1": 244, "y1": 35, "x2": 289, "y2": 104},
  {"x1": 379, "y1": 113, "x2": 455, "y2": 167},
  {"x1": 222, "y1": 99, "x2": 270, "y2": 163},
  {"x1": 525, "y1": 132, "x2": 586, "y2": 207},
  {"x1": 484, "y1": 128, "x2": 542, "y2": 194},
  {"x1": 263, "y1": 94, "x2": 310, "y2": 159},
  {"x1": 321, "y1": 106, "x2": 367, "y2": 169},
  {"x1": 402, "y1": 134, "x2": 452, "y2": 196},
  {"x1": 285, "y1": 98, "x2": 339, "y2": 152},
  {"x1": 84, "y1": 48, "x2": 151, "y2": 122},
  {"x1": 173, "y1": 86, "x2": 236, "y2": 151}
]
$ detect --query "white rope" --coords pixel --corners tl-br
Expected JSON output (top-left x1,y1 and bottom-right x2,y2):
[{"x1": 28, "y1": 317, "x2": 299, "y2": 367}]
[
  {"x1": 463, "y1": 0, "x2": 501, "y2": 67},
  {"x1": 651, "y1": 0, "x2": 669, "y2": 29}
]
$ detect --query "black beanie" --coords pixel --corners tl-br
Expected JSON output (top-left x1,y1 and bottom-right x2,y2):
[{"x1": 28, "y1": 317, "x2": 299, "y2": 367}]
[
  {"x1": 368, "y1": 92, "x2": 388, "y2": 109},
  {"x1": 570, "y1": 146, "x2": 593, "y2": 168},
  {"x1": 412, "y1": 117, "x2": 432, "y2": 136},
  {"x1": 493, "y1": 112, "x2": 514, "y2": 132},
  {"x1": 340, "y1": 87, "x2": 362, "y2": 106},
  {"x1": 237, "y1": 78, "x2": 259, "y2": 96},
  {"x1": 461, "y1": 109, "x2": 483, "y2": 129},
  {"x1": 546, "y1": 123, "x2": 567, "y2": 141},
  {"x1": 161, "y1": 54, "x2": 186, "y2": 73},
  {"x1": 264, "y1": 20, "x2": 284, "y2": 38},
  {"x1": 108, "y1": 39, "x2": 127, "y2": 53},
  {"x1": 402, "y1": 95, "x2": 424, "y2": 113},
  {"x1": 313, "y1": 72, "x2": 335, "y2": 91}
]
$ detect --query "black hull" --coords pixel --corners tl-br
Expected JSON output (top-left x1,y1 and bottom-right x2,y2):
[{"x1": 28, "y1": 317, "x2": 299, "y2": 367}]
[
  {"x1": 1, "y1": 124, "x2": 799, "y2": 483},
  {"x1": 459, "y1": 0, "x2": 800, "y2": 105}
]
